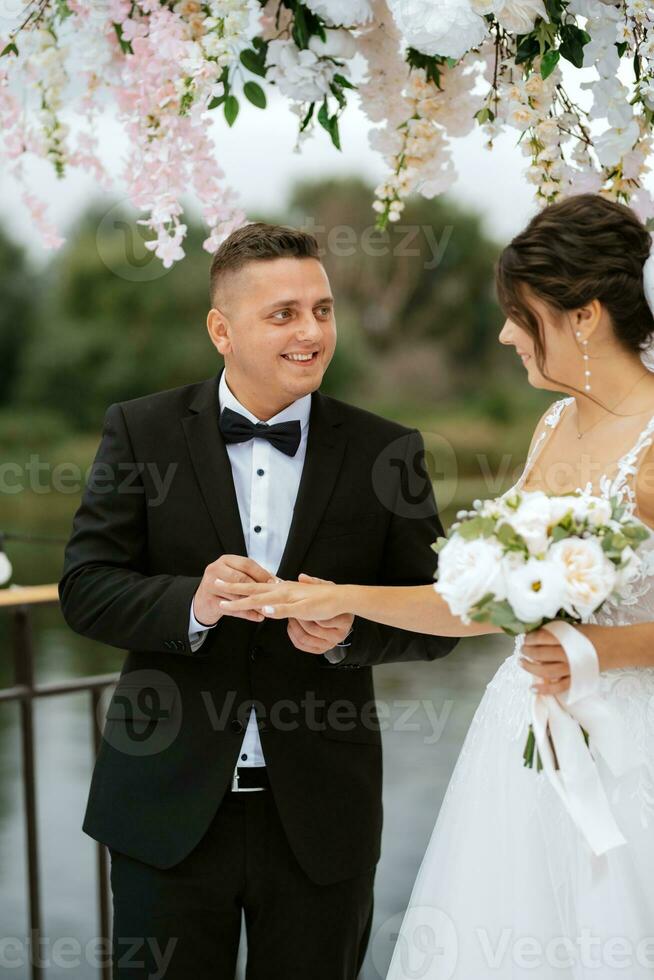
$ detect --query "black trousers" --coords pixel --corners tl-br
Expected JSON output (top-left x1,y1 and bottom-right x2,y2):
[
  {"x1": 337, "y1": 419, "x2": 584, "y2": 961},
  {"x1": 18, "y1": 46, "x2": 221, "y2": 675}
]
[{"x1": 109, "y1": 787, "x2": 376, "y2": 979}]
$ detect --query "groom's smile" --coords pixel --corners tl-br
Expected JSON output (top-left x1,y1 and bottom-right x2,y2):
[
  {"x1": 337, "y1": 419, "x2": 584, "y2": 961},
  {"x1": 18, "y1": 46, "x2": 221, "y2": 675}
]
[{"x1": 281, "y1": 349, "x2": 321, "y2": 365}]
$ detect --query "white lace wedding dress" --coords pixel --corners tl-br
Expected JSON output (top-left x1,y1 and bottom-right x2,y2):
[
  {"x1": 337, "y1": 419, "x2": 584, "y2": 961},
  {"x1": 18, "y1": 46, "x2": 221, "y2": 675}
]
[{"x1": 386, "y1": 396, "x2": 654, "y2": 980}]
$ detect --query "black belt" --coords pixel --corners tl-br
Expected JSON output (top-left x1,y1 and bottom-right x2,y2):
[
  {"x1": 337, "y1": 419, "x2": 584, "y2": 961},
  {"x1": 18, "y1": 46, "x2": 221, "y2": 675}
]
[{"x1": 230, "y1": 766, "x2": 269, "y2": 792}]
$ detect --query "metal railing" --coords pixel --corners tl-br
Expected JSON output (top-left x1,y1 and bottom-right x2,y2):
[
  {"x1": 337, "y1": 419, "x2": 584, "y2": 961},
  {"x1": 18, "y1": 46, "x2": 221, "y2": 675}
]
[{"x1": 0, "y1": 585, "x2": 120, "y2": 980}]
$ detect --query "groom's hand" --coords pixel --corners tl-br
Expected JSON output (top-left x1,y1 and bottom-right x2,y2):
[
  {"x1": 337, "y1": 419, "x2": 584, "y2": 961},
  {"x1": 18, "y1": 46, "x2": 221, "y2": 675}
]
[
  {"x1": 286, "y1": 573, "x2": 354, "y2": 655},
  {"x1": 193, "y1": 556, "x2": 273, "y2": 627}
]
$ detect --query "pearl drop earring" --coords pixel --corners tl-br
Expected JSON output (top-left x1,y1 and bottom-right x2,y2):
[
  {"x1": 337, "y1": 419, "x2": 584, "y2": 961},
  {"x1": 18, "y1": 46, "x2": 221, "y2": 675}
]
[{"x1": 577, "y1": 330, "x2": 591, "y2": 391}]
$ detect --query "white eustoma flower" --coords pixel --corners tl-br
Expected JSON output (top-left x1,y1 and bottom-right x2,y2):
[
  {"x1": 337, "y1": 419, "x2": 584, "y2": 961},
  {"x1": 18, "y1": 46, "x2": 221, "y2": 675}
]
[
  {"x1": 303, "y1": 0, "x2": 374, "y2": 25},
  {"x1": 502, "y1": 491, "x2": 551, "y2": 556},
  {"x1": 549, "y1": 536, "x2": 617, "y2": 618},
  {"x1": 472, "y1": 0, "x2": 546, "y2": 34},
  {"x1": 547, "y1": 496, "x2": 576, "y2": 526},
  {"x1": 505, "y1": 557, "x2": 566, "y2": 622},
  {"x1": 435, "y1": 536, "x2": 507, "y2": 621},
  {"x1": 573, "y1": 493, "x2": 612, "y2": 527},
  {"x1": 267, "y1": 39, "x2": 336, "y2": 102},
  {"x1": 390, "y1": 0, "x2": 487, "y2": 60},
  {"x1": 308, "y1": 28, "x2": 357, "y2": 60}
]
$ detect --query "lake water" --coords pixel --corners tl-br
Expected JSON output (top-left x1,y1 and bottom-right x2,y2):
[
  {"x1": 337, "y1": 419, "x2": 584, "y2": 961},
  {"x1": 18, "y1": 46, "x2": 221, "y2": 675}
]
[{"x1": 0, "y1": 532, "x2": 511, "y2": 979}]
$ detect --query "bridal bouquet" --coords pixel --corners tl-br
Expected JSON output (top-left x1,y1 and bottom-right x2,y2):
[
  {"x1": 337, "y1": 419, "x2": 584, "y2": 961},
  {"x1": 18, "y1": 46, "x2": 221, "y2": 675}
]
[{"x1": 433, "y1": 488, "x2": 650, "y2": 772}]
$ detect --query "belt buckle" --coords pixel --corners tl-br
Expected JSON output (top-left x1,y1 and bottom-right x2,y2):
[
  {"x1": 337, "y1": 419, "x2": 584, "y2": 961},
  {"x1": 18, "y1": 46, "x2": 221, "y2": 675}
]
[{"x1": 231, "y1": 765, "x2": 265, "y2": 792}]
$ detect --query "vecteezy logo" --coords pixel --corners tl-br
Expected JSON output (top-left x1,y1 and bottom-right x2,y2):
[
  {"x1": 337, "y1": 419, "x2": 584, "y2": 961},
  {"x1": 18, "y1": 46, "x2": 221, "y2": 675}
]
[
  {"x1": 372, "y1": 431, "x2": 458, "y2": 519},
  {"x1": 96, "y1": 201, "x2": 172, "y2": 283},
  {"x1": 97, "y1": 670, "x2": 182, "y2": 757},
  {"x1": 371, "y1": 906, "x2": 458, "y2": 979}
]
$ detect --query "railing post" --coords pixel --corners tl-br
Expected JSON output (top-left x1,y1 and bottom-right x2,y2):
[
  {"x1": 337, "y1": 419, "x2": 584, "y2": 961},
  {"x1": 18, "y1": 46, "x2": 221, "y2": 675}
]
[
  {"x1": 91, "y1": 686, "x2": 112, "y2": 980},
  {"x1": 11, "y1": 605, "x2": 43, "y2": 980},
  {"x1": 1, "y1": 585, "x2": 120, "y2": 980}
]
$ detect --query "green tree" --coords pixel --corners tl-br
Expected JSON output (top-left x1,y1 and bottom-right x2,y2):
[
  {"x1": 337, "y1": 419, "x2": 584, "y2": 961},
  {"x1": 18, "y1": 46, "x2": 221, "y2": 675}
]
[
  {"x1": 14, "y1": 202, "x2": 223, "y2": 430},
  {"x1": 0, "y1": 229, "x2": 38, "y2": 406},
  {"x1": 287, "y1": 176, "x2": 505, "y2": 403}
]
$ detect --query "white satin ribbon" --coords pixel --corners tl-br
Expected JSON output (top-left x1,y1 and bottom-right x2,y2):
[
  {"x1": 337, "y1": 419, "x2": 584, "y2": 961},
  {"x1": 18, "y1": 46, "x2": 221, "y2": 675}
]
[{"x1": 528, "y1": 620, "x2": 642, "y2": 857}]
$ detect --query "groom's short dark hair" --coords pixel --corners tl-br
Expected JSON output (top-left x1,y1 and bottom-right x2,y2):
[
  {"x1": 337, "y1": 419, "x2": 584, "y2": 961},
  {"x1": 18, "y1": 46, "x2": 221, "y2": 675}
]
[{"x1": 209, "y1": 222, "x2": 320, "y2": 305}]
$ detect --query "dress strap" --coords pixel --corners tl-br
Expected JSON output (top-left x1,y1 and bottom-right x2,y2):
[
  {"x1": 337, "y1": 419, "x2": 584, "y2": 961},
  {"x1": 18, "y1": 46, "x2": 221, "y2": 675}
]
[{"x1": 514, "y1": 397, "x2": 574, "y2": 492}]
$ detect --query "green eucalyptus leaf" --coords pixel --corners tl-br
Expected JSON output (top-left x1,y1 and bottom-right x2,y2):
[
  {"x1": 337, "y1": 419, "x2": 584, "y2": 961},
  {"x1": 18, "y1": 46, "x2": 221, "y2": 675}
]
[{"x1": 457, "y1": 516, "x2": 496, "y2": 540}]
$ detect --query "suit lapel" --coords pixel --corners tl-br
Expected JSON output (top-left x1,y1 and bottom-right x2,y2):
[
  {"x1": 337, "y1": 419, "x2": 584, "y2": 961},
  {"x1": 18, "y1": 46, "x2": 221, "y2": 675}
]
[
  {"x1": 276, "y1": 391, "x2": 348, "y2": 580},
  {"x1": 181, "y1": 370, "x2": 248, "y2": 557}
]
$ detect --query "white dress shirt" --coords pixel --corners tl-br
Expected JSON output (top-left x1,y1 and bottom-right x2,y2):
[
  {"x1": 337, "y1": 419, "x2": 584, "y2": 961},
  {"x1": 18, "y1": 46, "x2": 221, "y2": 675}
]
[{"x1": 187, "y1": 370, "x2": 347, "y2": 769}]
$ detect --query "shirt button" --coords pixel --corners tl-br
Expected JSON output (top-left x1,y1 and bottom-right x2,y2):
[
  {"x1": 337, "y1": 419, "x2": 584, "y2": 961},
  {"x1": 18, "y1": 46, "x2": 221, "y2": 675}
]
[
  {"x1": 254, "y1": 525, "x2": 262, "y2": 533},
  {"x1": 241, "y1": 753, "x2": 248, "y2": 761},
  {"x1": 257, "y1": 469, "x2": 265, "y2": 477}
]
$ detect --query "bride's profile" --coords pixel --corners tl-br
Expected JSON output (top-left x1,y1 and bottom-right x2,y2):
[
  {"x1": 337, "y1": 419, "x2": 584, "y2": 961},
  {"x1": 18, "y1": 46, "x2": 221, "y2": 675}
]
[{"x1": 218, "y1": 193, "x2": 654, "y2": 978}]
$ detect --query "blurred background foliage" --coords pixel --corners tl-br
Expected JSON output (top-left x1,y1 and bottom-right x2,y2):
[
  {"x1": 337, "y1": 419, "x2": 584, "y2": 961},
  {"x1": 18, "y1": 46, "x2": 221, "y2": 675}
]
[{"x1": 0, "y1": 175, "x2": 553, "y2": 582}]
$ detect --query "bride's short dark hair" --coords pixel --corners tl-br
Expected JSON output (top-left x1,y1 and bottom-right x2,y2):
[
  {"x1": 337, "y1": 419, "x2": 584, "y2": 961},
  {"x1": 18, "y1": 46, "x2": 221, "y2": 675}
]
[
  {"x1": 496, "y1": 193, "x2": 654, "y2": 377},
  {"x1": 209, "y1": 222, "x2": 320, "y2": 306}
]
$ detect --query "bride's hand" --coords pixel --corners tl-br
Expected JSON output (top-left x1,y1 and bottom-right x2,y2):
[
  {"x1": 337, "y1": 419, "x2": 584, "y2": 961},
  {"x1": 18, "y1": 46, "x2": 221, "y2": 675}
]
[
  {"x1": 217, "y1": 575, "x2": 351, "y2": 622},
  {"x1": 520, "y1": 628, "x2": 571, "y2": 695}
]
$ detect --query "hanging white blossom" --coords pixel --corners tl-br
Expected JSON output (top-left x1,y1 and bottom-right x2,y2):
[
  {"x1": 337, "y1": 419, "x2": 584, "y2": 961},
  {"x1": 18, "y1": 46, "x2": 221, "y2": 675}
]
[
  {"x1": 307, "y1": 29, "x2": 358, "y2": 60},
  {"x1": 303, "y1": 0, "x2": 375, "y2": 26},
  {"x1": 471, "y1": 0, "x2": 548, "y2": 34},
  {"x1": 389, "y1": 0, "x2": 488, "y2": 59},
  {"x1": 1, "y1": 0, "x2": 653, "y2": 264},
  {"x1": 266, "y1": 39, "x2": 339, "y2": 102}
]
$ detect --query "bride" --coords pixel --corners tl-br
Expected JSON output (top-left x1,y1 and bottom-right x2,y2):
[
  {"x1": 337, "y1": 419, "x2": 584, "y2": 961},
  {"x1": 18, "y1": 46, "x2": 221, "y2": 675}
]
[{"x1": 218, "y1": 193, "x2": 654, "y2": 978}]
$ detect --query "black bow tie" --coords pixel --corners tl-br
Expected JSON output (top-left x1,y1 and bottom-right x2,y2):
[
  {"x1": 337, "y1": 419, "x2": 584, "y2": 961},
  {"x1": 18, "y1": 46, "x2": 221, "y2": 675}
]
[{"x1": 219, "y1": 407, "x2": 302, "y2": 458}]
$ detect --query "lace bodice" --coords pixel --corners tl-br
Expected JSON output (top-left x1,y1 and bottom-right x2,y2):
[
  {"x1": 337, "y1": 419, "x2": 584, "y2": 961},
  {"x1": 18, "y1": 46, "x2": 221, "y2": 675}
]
[{"x1": 507, "y1": 396, "x2": 654, "y2": 629}]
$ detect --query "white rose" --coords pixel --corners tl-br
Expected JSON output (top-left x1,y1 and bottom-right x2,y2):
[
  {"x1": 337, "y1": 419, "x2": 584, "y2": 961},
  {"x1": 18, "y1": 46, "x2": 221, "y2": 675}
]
[
  {"x1": 304, "y1": 0, "x2": 374, "y2": 25},
  {"x1": 390, "y1": 0, "x2": 488, "y2": 60},
  {"x1": 435, "y1": 536, "x2": 507, "y2": 620},
  {"x1": 505, "y1": 557, "x2": 566, "y2": 623},
  {"x1": 502, "y1": 490, "x2": 551, "y2": 555},
  {"x1": 308, "y1": 28, "x2": 357, "y2": 60},
  {"x1": 549, "y1": 536, "x2": 617, "y2": 618}
]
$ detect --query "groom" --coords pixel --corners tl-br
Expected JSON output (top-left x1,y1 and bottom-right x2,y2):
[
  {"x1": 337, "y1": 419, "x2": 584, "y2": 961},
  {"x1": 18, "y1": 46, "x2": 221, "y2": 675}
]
[{"x1": 58, "y1": 222, "x2": 458, "y2": 979}]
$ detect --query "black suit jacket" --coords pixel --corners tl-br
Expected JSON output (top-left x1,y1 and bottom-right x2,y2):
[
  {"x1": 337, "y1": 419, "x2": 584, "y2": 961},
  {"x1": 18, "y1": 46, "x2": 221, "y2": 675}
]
[{"x1": 59, "y1": 369, "x2": 458, "y2": 885}]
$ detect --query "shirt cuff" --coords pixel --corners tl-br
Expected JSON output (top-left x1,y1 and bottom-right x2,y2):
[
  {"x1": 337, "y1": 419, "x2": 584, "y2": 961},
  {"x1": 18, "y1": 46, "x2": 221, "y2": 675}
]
[
  {"x1": 323, "y1": 625, "x2": 354, "y2": 664},
  {"x1": 189, "y1": 594, "x2": 218, "y2": 633},
  {"x1": 336, "y1": 625, "x2": 354, "y2": 647},
  {"x1": 323, "y1": 646, "x2": 348, "y2": 664}
]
